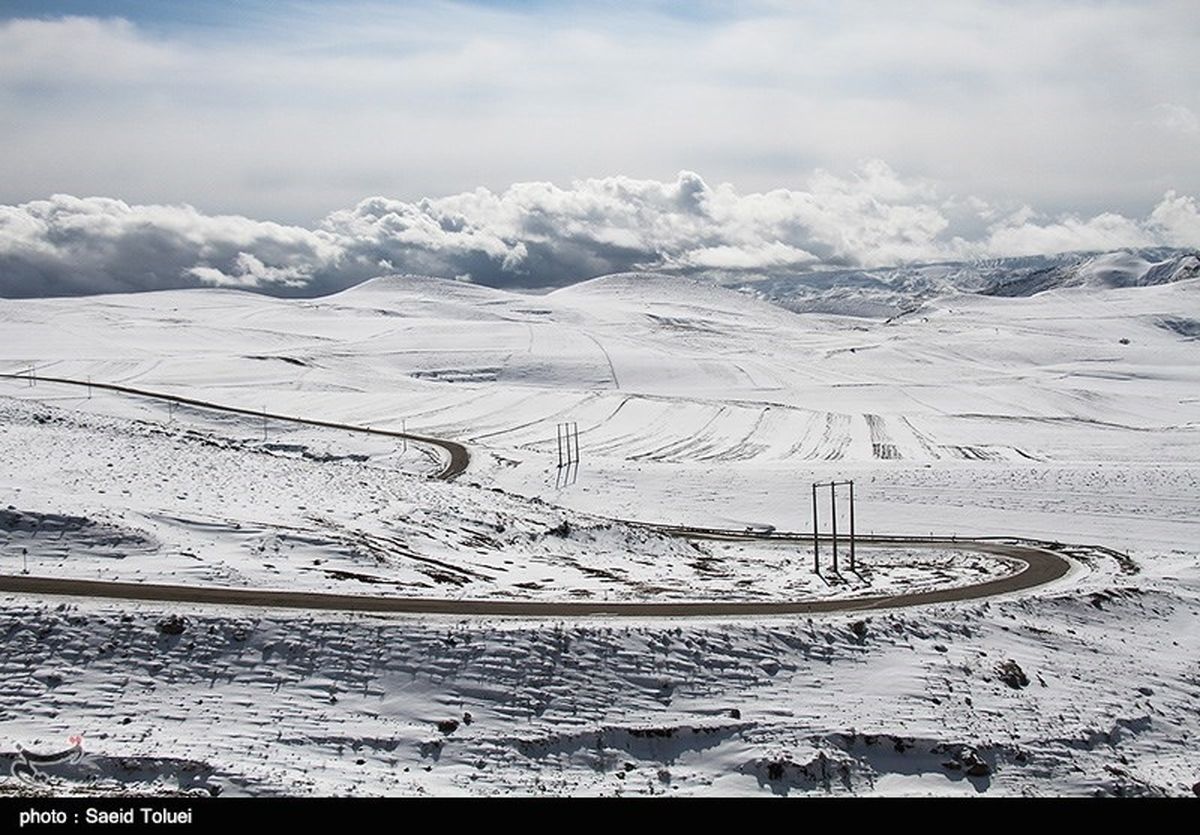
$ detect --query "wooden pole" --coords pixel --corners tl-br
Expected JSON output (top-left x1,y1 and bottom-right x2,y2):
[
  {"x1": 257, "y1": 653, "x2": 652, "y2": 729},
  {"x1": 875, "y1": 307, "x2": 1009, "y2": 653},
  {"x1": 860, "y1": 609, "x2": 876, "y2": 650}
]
[
  {"x1": 812, "y1": 483, "x2": 819, "y2": 574},
  {"x1": 831, "y1": 482, "x2": 839, "y2": 575},
  {"x1": 849, "y1": 479, "x2": 856, "y2": 571}
]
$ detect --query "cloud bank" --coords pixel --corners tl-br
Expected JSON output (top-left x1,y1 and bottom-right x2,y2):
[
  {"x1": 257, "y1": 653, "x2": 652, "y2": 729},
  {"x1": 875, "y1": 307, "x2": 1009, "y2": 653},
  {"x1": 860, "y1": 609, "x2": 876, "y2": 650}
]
[
  {"x1": 2, "y1": 163, "x2": 1199, "y2": 297},
  {"x1": 1, "y1": 4, "x2": 1198, "y2": 224}
]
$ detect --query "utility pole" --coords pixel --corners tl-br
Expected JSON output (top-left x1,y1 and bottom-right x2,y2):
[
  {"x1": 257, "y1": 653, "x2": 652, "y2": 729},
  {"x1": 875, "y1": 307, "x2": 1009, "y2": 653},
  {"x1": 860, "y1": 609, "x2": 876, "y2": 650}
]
[
  {"x1": 812, "y1": 483, "x2": 819, "y2": 574},
  {"x1": 812, "y1": 479, "x2": 857, "y2": 576},
  {"x1": 830, "y1": 481, "x2": 838, "y2": 574},
  {"x1": 849, "y1": 479, "x2": 856, "y2": 571}
]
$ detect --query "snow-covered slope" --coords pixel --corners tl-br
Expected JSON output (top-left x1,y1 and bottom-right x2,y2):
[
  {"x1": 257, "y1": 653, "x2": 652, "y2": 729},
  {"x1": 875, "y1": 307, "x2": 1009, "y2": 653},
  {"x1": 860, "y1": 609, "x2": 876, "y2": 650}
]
[
  {"x1": 725, "y1": 248, "x2": 1200, "y2": 317},
  {"x1": 1, "y1": 269, "x2": 1198, "y2": 796}
]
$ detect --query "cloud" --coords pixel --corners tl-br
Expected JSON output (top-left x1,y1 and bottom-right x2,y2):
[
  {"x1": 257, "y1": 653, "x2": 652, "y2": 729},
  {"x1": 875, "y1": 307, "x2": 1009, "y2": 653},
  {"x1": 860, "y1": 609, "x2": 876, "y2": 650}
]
[
  {"x1": 0, "y1": 195, "x2": 352, "y2": 297},
  {"x1": 1153, "y1": 103, "x2": 1200, "y2": 136},
  {"x1": 2, "y1": 164, "x2": 1198, "y2": 297},
  {"x1": 1, "y1": 4, "x2": 1198, "y2": 224}
]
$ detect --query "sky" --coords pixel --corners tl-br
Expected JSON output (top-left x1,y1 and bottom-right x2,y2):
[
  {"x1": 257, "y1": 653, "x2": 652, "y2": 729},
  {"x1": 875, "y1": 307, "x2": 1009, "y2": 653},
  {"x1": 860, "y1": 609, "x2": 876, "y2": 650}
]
[{"x1": 1, "y1": 0, "x2": 1198, "y2": 296}]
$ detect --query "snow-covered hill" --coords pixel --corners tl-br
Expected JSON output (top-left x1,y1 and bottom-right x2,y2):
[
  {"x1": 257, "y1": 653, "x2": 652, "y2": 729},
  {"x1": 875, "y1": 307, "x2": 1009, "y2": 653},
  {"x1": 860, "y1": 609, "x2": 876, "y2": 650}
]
[
  {"x1": 722, "y1": 247, "x2": 1200, "y2": 317},
  {"x1": 1, "y1": 268, "x2": 1198, "y2": 796}
]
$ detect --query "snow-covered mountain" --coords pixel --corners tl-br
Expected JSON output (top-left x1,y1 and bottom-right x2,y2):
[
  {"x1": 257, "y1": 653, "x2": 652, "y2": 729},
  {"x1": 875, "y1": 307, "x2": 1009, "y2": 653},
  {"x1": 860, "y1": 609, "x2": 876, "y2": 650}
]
[{"x1": 714, "y1": 248, "x2": 1200, "y2": 318}]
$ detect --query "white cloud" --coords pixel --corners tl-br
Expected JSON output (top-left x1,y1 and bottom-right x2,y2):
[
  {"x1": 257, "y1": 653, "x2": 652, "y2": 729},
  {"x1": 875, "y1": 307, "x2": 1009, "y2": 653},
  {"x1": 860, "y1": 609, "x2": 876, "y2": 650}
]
[
  {"x1": 1153, "y1": 103, "x2": 1200, "y2": 136},
  {"x1": 2, "y1": 165, "x2": 1197, "y2": 297},
  {"x1": 0, "y1": 4, "x2": 1197, "y2": 223}
]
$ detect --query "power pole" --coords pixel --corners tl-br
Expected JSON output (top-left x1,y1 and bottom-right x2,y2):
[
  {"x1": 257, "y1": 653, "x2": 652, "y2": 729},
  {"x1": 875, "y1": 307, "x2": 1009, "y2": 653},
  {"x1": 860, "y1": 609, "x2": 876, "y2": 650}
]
[
  {"x1": 849, "y1": 479, "x2": 856, "y2": 571},
  {"x1": 812, "y1": 482, "x2": 819, "y2": 574},
  {"x1": 830, "y1": 482, "x2": 839, "y2": 574}
]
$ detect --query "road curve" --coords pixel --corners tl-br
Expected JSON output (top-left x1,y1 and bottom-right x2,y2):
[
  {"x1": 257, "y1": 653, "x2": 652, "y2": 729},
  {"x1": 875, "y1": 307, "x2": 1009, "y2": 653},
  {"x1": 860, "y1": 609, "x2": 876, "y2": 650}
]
[
  {"x1": 0, "y1": 373, "x2": 468, "y2": 480},
  {"x1": 0, "y1": 372, "x2": 1076, "y2": 617},
  {"x1": 0, "y1": 539, "x2": 1070, "y2": 617}
]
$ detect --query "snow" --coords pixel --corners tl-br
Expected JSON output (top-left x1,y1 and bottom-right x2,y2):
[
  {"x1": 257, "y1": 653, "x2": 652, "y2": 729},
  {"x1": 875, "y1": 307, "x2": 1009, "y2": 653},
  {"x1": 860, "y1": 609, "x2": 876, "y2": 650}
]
[{"x1": 1, "y1": 266, "x2": 1198, "y2": 796}]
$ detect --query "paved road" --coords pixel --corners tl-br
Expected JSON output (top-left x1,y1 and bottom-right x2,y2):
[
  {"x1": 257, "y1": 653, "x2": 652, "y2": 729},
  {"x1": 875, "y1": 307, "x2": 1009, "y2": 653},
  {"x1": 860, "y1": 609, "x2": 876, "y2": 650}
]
[
  {"x1": 0, "y1": 538, "x2": 1071, "y2": 618},
  {"x1": 0, "y1": 373, "x2": 469, "y2": 480},
  {"x1": 0, "y1": 372, "x2": 1075, "y2": 617}
]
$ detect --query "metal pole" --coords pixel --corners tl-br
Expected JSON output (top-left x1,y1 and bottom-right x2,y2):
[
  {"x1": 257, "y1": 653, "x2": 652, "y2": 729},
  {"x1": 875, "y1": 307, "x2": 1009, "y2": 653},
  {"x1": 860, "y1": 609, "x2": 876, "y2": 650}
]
[
  {"x1": 831, "y1": 482, "x2": 839, "y2": 574},
  {"x1": 812, "y1": 483, "x2": 819, "y2": 573},
  {"x1": 262, "y1": 407, "x2": 267, "y2": 442},
  {"x1": 402, "y1": 419, "x2": 407, "y2": 453},
  {"x1": 849, "y1": 479, "x2": 856, "y2": 571},
  {"x1": 556, "y1": 423, "x2": 563, "y2": 469},
  {"x1": 572, "y1": 422, "x2": 579, "y2": 465}
]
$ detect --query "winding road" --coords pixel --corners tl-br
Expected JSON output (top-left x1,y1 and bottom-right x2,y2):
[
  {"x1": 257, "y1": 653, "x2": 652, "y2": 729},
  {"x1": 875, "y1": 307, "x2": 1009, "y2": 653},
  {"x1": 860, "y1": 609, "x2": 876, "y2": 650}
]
[
  {"x1": 0, "y1": 372, "x2": 1075, "y2": 617},
  {"x1": 0, "y1": 372, "x2": 469, "y2": 480}
]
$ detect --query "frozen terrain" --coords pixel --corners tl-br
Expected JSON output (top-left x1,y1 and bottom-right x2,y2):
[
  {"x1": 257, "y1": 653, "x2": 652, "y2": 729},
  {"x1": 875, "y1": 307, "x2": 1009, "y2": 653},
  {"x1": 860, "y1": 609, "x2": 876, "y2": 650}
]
[{"x1": 0, "y1": 261, "x2": 1197, "y2": 796}]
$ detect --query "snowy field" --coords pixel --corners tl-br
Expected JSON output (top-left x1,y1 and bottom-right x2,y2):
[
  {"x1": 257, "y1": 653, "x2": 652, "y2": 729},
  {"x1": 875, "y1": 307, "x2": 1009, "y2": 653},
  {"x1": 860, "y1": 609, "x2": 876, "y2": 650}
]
[{"x1": 0, "y1": 262, "x2": 1198, "y2": 796}]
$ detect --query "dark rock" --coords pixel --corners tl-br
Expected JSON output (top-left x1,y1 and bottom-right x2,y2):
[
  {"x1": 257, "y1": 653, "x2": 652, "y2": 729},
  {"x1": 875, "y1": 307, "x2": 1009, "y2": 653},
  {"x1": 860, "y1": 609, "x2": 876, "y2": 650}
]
[
  {"x1": 437, "y1": 719, "x2": 460, "y2": 734},
  {"x1": 728, "y1": 708, "x2": 741, "y2": 719},
  {"x1": 157, "y1": 615, "x2": 187, "y2": 635},
  {"x1": 850, "y1": 620, "x2": 868, "y2": 640},
  {"x1": 996, "y1": 659, "x2": 1029, "y2": 689},
  {"x1": 961, "y1": 748, "x2": 992, "y2": 777},
  {"x1": 462, "y1": 712, "x2": 473, "y2": 725},
  {"x1": 966, "y1": 761, "x2": 992, "y2": 777}
]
